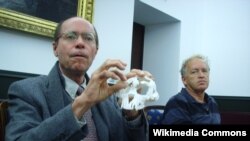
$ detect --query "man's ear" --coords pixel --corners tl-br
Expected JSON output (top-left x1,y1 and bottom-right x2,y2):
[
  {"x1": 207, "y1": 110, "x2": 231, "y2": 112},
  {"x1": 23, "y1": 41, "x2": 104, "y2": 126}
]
[
  {"x1": 95, "y1": 47, "x2": 98, "y2": 55},
  {"x1": 182, "y1": 76, "x2": 187, "y2": 86},
  {"x1": 52, "y1": 42, "x2": 58, "y2": 57}
]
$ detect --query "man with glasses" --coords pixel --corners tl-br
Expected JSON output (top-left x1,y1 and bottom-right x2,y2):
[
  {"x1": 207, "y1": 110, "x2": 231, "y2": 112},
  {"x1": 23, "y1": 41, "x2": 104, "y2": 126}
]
[
  {"x1": 161, "y1": 55, "x2": 221, "y2": 124},
  {"x1": 6, "y1": 17, "x2": 150, "y2": 141}
]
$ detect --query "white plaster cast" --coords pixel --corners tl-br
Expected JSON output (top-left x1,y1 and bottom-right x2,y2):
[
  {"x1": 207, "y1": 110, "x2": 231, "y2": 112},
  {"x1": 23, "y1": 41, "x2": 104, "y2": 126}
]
[{"x1": 115, "y1": 76, "x2": 159, "y2": 110}]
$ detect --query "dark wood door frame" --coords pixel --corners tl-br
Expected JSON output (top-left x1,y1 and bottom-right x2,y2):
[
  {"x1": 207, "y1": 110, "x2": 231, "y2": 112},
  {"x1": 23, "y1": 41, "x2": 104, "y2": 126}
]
[{"x1": 131, "y1": 22, "x2": 145, "y2": 69}]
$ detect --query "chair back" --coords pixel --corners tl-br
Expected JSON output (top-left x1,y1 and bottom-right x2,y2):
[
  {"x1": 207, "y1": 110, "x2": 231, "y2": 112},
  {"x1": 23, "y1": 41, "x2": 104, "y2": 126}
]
[
  {"x1": 0, "y1": 101, "x2": 8, "y2": 141},
  {"x1": 144, "y1": 105, "x2": 165, "y2": 125}
]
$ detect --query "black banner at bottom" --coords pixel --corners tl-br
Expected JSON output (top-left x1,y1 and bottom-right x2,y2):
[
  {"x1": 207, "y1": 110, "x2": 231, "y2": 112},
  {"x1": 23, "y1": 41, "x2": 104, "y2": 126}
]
[{"x1": 149, "y1": 125, "x2": 249, "y2": 139}]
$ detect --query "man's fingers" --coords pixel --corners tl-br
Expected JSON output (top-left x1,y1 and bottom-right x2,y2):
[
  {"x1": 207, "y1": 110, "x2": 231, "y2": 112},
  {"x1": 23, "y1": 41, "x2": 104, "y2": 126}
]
[
  {"x1": 95, "y1": 68, "x2": 126, "y2": 84},
  {"x1": 127, "y1": 69, "x2": 153, "y2": 79},
  {"x1": 98, "y1": 59, "x2": 127, "y2": 73},
  {"x1": 108, "y1": 81, "x2": 127, "y2": 94},
  {"x1": 109, "y1": 67, "x2": 127, "y2": 81}
]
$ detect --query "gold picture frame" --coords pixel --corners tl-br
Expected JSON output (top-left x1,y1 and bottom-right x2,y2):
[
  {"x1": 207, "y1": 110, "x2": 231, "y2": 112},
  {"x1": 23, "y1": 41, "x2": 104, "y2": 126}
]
[{"x1": 0, "y1": 0, "x2": 94, "y2": 38}]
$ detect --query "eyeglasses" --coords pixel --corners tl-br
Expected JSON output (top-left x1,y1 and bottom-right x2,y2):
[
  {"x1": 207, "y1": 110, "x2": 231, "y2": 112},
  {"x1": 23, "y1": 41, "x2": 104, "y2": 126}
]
[{"x1": 56, "y1": 31, "x2": 96, "y2": 44}]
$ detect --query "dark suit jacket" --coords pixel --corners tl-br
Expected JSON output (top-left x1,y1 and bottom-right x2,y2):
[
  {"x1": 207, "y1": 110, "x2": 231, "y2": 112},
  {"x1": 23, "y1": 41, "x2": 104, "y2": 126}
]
[{"x1": 5, "y1": 62, "x2": 148, "y2": 141}]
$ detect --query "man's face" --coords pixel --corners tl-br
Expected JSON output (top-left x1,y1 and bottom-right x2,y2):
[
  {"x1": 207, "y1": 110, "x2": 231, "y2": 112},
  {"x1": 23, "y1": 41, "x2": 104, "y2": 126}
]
[
  {"x1": 182, "y1": 58, "x2": 209, "y2": 94},
  {"x1": 53, "y1": 17, "x2": 98, "y2": 75}
]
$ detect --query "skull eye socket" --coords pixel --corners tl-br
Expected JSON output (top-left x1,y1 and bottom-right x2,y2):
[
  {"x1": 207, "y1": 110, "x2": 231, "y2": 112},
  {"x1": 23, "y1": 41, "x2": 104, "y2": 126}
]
[
  {"x1": 128, "y1": 95, "x2": 134, "y2": 102},
  {"x1": 137, "y1": 84, "x2": 149, "y2": 95}
]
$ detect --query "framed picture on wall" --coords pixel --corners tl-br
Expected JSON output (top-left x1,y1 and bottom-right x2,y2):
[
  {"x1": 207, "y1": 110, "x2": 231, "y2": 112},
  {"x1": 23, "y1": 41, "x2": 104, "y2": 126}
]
[{"x1": 0, "y1": 0, "x2": 94, "y2": 38}]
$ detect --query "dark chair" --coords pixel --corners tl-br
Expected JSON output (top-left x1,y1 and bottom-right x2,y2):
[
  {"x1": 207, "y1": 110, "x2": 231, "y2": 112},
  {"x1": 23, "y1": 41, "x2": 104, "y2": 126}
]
[
  {"x1": 144, "y1": 105, "x2": 165, "y2": 125},
  {"x1": 0, "y1": 100, "x2": 8, "y2": 141}
]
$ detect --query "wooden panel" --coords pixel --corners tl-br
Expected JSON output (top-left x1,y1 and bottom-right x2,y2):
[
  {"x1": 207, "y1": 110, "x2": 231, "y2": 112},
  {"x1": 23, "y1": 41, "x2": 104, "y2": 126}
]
[{"x1": 0, "y1": 101, "x2": 8, "y2": 141}]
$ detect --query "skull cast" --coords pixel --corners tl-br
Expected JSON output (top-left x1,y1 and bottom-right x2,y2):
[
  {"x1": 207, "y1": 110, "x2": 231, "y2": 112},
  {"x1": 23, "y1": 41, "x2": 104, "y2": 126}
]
[{"x1": 115, "y1": 76, "x2": 159, "y2": 110}]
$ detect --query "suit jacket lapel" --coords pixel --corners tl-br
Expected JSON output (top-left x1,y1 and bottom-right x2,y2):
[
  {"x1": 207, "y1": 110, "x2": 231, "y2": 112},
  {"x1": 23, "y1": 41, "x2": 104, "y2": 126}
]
[{"x1": 45, "y1": 62, "x2": 71, "y2": 115}]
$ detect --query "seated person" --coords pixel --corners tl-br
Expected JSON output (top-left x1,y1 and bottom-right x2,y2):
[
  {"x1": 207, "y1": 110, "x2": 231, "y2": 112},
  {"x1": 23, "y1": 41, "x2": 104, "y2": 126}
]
[{"x1": 161, "y1": 55, "x2": 221, "y2": 124}]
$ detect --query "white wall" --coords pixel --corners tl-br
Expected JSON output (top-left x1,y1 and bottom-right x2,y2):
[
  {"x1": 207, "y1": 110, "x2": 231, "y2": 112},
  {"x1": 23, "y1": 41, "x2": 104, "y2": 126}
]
[
  {"x1": 89, "y1": 0, "x2": 134, "y2": 74},
  {"x1": 142, "y1": 0, "x2": 250, "y2": 98},
  {"x1": 0, "y1": 28, "x2": 56, "y2": 74},
  {"x1": 143, "y1": 22, "x2": 181, "y2": 105},
  {"x1": 202, "y1": 0, "x2": 250, "y2": 97}
]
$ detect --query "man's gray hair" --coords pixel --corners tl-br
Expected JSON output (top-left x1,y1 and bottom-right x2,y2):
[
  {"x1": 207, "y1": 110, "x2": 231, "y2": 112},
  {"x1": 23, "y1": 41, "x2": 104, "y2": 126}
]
[{"x1": 180, "y1": 54, "x2": 210, "y2": 76}]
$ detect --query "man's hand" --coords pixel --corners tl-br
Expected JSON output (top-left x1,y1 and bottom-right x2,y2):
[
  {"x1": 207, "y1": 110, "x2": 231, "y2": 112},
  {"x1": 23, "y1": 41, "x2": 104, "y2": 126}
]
[{"x1": 72, "y1": 59, "x2": 128, "y2": 118}]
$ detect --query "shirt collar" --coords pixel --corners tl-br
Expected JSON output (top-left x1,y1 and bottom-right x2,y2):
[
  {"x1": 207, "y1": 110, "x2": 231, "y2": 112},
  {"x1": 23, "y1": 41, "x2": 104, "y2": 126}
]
[
  {"x1": 182, "y1": 88, "x2": 209, "y2": 104},
  {"x1": 62, "y1": 74, "x2": 86, "y2": 99}
]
